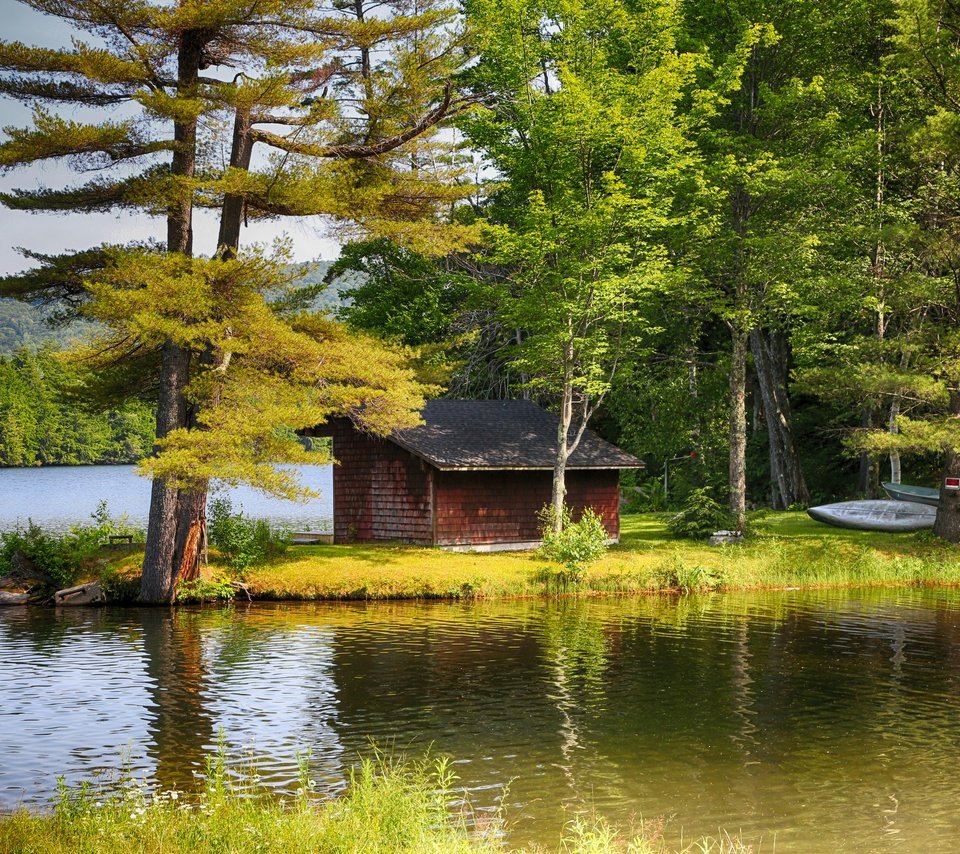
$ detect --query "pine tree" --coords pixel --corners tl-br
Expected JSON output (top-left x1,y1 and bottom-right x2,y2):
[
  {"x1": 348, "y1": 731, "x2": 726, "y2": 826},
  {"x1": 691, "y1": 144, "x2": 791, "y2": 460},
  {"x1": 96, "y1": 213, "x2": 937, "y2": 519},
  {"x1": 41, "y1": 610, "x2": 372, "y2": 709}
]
[{"x1": 0, "y1": 0, "x2": 477, "y2": 600}]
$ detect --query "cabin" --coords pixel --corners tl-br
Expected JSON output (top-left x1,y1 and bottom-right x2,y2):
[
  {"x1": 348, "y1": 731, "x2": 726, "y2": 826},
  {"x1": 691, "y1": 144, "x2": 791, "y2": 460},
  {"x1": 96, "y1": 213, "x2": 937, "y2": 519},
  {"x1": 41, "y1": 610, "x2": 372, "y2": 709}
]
[{"x1": 305, "y1": 399, "x2": 643, "y2": 551}]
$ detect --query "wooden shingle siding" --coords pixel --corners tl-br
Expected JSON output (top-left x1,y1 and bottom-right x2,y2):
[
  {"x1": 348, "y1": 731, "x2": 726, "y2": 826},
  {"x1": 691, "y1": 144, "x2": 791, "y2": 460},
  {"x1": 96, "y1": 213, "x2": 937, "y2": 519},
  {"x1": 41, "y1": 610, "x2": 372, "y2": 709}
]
[
  {"x1": 326, "y1": 421, "x2": 434, "y2": 544},
  {"x1": 306, "y1": 409, "x2": 629, "y2": 549}
]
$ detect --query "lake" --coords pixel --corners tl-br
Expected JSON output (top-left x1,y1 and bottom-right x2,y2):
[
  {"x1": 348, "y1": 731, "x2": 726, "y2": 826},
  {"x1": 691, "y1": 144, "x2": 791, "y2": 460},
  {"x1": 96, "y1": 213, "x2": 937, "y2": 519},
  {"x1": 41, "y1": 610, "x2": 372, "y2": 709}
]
[
  {"x1": 3, "y1": 590, "x2": 960, "y2": 851},
  {"x1": 0, "y1": 465, "x2": 333, "y2": 532}
]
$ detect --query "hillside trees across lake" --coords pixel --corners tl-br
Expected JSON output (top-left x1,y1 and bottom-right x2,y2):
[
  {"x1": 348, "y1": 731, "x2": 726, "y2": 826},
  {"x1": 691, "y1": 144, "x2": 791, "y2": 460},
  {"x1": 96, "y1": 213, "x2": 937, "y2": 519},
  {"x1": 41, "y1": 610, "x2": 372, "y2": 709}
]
[{"x1": 0, "y1": 348, "x2": 153, "y2": 466}]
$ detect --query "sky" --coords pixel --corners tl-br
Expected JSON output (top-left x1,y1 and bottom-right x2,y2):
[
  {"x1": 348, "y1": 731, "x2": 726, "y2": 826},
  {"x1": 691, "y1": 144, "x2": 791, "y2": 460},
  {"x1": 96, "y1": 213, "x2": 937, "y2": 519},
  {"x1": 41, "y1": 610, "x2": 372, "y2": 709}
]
[{"x1": 0, "y1": 1, "x2": 341, "y2": 276}]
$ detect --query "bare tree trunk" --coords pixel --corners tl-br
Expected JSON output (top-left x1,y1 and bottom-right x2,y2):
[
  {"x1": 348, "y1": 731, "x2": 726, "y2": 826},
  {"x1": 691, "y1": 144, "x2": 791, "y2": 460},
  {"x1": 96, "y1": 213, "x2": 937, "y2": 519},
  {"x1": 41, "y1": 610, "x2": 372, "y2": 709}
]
[
  {"x1": 729, "y1": 327, "x2": 748, "y2": 531},
  {"x1": 551, "y1": 369, "x2": 573, "y2": 534},
  {"x1": 686, "y1": 337, "x2": 705, "y2": 486},
  {"x1": 888, "y1": 395, "x2": 901, "y2": 484},
  {"x1": 750, "y1": 328, "x2": 809, "y2": 508},
  {"x1": 141, "y1": 342, "x2": 191, "y2": 603},
  {"x1": 856, "y1": 406, "x2": 879, "y2": 497}
]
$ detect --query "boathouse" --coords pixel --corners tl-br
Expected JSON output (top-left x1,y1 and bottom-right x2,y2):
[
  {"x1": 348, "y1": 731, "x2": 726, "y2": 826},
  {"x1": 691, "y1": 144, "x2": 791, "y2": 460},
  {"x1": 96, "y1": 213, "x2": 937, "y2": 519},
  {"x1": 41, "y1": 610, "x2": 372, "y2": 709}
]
[{"x1": 305, "y1": 399, "x2": 643, "y2": 550}]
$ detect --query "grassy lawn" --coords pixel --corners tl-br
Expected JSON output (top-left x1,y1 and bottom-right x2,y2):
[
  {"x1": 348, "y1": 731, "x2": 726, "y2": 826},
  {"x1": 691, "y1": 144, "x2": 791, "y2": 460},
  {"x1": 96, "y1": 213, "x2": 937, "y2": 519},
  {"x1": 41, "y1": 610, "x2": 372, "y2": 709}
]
[{"x1": 230, "y1": 511, "x2": 960, "y2": 600}]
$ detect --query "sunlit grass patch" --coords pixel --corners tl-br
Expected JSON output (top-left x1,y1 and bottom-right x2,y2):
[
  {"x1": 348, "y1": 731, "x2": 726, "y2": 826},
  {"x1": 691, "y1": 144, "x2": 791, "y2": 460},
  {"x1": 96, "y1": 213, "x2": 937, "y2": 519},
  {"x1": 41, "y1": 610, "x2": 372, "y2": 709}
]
[{"x1": 101, "y1": 511, "x2": 960, "y2": 601}]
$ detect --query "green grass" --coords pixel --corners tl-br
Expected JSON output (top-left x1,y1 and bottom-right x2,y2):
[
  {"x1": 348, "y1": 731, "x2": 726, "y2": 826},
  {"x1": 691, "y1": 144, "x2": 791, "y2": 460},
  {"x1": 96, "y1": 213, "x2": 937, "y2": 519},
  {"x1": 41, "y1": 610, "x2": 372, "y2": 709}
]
[
  {"x1": 0, "y1": 750, "x2": 751, "y2": 854},
  {"x1": 102, "y1": 511, "x2": 960, "y2": 602}
]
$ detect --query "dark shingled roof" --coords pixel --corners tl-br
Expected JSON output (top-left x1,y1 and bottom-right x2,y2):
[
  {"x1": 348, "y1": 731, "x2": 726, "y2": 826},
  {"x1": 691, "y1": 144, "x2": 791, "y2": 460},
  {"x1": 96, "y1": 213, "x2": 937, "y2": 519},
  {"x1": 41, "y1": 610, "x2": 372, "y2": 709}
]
[{"x1": 390, "y1": 399, "x2": 643, "y2": 471}]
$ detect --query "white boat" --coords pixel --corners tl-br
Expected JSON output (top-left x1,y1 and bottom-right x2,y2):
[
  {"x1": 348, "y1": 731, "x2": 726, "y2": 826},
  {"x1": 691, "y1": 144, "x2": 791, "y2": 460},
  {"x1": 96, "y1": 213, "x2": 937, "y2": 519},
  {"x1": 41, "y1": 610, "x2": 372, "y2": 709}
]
[{"x1": 807, "y1": 500, "x2": 937, "y2": 532}]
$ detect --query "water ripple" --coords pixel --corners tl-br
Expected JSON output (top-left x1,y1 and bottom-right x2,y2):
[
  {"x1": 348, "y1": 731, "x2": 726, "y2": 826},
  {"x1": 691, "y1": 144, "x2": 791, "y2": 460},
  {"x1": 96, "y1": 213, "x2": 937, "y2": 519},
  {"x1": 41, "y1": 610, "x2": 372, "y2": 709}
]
[{"x1": 3, "y1": 592, "x2": 960, "y2": 850}]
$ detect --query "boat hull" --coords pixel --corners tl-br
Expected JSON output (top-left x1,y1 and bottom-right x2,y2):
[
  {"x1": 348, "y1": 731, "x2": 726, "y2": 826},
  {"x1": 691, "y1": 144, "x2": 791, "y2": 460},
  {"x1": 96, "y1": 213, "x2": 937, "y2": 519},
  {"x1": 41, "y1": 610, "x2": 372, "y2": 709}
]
[
  {"x1": 881, "y1": 482, "x2": 940, "y2": 507},
  {"x1": 807, "y1": 500, "x2": 937, "y2": 532}
]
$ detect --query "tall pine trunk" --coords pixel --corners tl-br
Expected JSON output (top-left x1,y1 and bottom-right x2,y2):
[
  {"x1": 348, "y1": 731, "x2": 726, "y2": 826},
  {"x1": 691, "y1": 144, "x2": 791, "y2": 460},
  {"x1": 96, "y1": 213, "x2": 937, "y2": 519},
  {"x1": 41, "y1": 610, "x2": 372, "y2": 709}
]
[
  {"x1": 140, "y1": 33, "x2": 203, "y2": 603},
  {"x1": 168, "y1": 107, "x2": 256, "y2": 588},
  {"x1": 750, "y1": 328, "x2": 809, "y2": 508}
]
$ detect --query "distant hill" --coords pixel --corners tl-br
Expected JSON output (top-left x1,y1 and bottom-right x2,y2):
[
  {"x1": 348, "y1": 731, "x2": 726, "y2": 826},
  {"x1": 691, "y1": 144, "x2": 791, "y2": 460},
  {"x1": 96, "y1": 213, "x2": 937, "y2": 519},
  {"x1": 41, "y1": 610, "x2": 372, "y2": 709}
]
[{"x1": 0, "y1": 299, "x2": 98, "y2": 355}]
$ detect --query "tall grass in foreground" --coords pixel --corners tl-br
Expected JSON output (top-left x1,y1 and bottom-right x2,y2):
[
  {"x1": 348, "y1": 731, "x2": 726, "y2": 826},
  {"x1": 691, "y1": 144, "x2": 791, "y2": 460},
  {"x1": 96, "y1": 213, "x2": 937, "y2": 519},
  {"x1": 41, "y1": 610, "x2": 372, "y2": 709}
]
[{"x1": 0, "y1": 751, "x2": 754, "y2": 854}]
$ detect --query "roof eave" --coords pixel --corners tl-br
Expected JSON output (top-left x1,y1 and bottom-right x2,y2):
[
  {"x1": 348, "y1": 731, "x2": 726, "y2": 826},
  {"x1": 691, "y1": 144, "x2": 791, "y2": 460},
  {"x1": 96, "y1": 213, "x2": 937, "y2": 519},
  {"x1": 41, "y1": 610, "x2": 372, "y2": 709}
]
[{"x1": 389, "y1": 429, "x2": 645, "y2": 471}]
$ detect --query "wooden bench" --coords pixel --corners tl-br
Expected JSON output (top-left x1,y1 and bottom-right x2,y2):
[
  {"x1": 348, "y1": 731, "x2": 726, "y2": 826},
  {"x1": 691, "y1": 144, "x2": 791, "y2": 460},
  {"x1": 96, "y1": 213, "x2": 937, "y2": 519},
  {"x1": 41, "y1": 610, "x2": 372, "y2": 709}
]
[{"x1": 290, "y1": 532, "x2": 334, "y2": 545}]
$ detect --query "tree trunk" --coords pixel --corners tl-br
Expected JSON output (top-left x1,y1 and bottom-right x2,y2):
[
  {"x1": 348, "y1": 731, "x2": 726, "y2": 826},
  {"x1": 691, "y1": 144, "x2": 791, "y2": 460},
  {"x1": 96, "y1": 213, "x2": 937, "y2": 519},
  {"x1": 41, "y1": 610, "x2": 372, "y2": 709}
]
[
  {"x1": 750, "y1": 328, "x2": 809, "y2": 508},
  {"x1": 729, "y1": 327, "x2": 748, "y2": 531},
  {"x1": 168, "y1": 106, "x2": 256, "y2": 586},
  {"x1": 856, "y1": 406, "x2": 880, "y2": 497},
  {"x1": 934, "y1": 393, "x2": 960, "y2": 542},
  {"x1": 173, "y1": 490, "x2": 207, "y2": 586},
  {"x1": 139, "y1": 33, "x2": 203, "y2": 604},
  {"x1": 888, "y1": 394, "x2": 901, "y2": 484},
  {"x1": 550, "y1": 374, "x2": 573, "y2": 534},
  {"x1": 140, "y1": 347, "x2": 192, "y2": 604}
]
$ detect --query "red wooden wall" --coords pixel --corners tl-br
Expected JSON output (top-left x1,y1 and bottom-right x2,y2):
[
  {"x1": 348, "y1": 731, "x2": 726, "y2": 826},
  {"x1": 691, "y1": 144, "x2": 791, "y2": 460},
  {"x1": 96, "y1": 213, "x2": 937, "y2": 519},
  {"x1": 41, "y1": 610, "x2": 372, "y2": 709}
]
[
  {"x1": 434, "y1": 469, "x2": 620, "y2": 546},
  {"x1": 323, "y1": 422, "x2": 434, "y2": 544}
]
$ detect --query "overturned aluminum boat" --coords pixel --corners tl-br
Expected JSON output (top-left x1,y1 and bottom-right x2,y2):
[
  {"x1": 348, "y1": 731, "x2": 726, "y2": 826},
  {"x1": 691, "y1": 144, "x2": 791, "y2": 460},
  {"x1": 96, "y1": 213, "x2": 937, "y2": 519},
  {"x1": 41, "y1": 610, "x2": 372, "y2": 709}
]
[
  {"x1": 807, "y1": 500, "x2": 936, "y2": 532},
  {"x1": 881, "y1": 482, "x2": 940, "y2": 507}
]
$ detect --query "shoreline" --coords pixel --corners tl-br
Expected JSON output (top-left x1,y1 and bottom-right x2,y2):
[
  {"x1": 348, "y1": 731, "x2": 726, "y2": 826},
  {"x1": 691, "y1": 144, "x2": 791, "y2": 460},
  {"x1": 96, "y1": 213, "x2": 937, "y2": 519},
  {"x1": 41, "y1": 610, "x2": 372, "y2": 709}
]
[{"x1": 51, "y1": 511, "x2": 960, "y2": 605}]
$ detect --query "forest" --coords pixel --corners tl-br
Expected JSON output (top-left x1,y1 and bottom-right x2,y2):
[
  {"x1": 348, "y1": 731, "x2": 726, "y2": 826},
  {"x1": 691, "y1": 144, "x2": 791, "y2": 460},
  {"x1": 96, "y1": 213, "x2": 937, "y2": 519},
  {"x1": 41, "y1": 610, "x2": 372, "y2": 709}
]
[
  {"x1": 326, "y1": 0, "x2": 960, "y2": 525},
  {"x1": 2, "y1": 0, "x2": 960, "y2": 598}
]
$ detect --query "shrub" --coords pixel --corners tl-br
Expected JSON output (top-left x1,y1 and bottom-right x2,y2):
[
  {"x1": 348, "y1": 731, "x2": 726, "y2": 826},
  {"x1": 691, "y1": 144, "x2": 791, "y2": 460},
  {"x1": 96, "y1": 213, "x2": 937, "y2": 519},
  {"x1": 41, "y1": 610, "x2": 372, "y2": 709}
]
[
  {"x1": 0, "y1": 502, "x2": 141, "y2": 589},
  {"x1": 176, "y1": 576, "x2": 237, "y2": 603},
  {"x1": 207, "y1": 497, "x2": 289, "y2": 574},
  {"x1": 667, "y1": 488, "x2": 734, "y2": 539},
  {"x1": 538, "y1": 505, "x2": 609, "y2": 583}
]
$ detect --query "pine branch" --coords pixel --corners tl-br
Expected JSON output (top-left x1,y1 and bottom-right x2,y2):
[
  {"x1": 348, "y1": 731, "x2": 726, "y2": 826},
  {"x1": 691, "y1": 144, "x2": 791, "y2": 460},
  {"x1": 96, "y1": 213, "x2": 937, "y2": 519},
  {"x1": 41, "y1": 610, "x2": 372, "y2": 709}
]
[
  {"x1": 0, "y1": 245, "x2": 123, "y2": 307},
  {"x1": 0, "y1": 77, "x2": 131, "y2": 105},
  {"x1": 0, "y1": 112, "x2": 172, "y2": 169},
  {"x1": 0, "y1": 168, "x2": 172, "y2": 213},
  {"x1": 0, "y1": 40, "x2": 152, "y2": 85},
  {"x1": 250, "y1": 81, "x2": 460, "y2": 159}
]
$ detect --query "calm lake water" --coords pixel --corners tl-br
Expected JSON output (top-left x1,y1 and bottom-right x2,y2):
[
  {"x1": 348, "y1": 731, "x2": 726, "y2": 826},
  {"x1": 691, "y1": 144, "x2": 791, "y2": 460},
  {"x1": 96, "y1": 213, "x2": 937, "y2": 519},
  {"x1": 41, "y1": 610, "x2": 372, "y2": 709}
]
[
  {"x1": 3, "y1": 591, "x2": 960, "y2": 851},
  {"x1": 0, "y1": 465, "x2": 333, "y2": 532}
]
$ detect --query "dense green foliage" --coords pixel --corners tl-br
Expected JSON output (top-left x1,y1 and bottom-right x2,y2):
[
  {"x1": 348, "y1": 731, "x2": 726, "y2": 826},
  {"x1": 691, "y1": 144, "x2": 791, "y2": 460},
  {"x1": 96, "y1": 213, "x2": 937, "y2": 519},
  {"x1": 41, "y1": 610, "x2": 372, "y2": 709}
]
[
  {"x1": 666, "y1": 488, "x2": 734, "y2": 540},
  {"x1": 538, "y1": 505, "x2": 610, "y2": 581},
  {"x1": 0, "y1": 349, "x2": 154, "y2": 466},
  {"x1": 333, "y1": 0, "x2": 960, "y2": 538},
  {"x1": 8, "y1": 0, "x2": 960, "y2": 545},
  {"x1": 207, "y1": 496, "x2": 289, "y2": 573}
]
